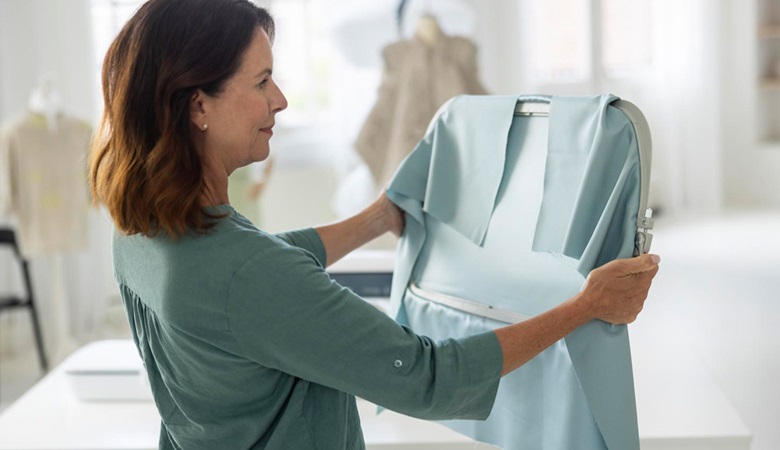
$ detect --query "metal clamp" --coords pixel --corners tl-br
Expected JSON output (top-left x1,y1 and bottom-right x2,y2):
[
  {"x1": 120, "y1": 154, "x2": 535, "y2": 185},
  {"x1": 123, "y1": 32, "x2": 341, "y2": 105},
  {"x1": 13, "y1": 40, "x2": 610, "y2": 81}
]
[{"x1": 634, "y1": 208, "x2": 654, "y2": 256}]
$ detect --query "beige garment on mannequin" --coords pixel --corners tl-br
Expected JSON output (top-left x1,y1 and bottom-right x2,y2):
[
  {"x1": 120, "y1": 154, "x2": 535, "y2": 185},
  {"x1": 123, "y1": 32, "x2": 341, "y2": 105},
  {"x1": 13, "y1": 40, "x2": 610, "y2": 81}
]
[
  {"x1": 0, "y1": 113, "x2": 92, "y2": 257},
  {"x1": 355, "y1": 34, "x2": 487, "y2": 190}
]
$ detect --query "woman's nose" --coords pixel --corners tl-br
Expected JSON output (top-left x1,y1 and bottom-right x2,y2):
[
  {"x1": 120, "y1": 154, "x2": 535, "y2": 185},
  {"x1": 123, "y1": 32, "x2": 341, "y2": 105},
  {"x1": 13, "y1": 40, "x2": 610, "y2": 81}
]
[{"x1": 273, "y1": 84, "x2": 288, "y2": 113}]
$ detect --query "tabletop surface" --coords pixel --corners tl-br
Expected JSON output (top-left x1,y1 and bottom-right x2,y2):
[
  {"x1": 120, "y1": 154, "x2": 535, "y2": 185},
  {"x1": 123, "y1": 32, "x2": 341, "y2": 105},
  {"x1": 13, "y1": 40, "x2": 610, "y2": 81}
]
[{"x1": 0, "y1": 336, "x2": 751, "y2": 450}]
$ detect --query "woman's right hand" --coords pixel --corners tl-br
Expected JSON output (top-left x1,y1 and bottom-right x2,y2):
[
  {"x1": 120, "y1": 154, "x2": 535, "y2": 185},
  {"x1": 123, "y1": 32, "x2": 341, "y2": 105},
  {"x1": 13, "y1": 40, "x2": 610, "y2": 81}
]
[
  {"x1": 577, "y1": 254, "x2": 661, "y2": 324},
  {"x1": 495, "y1": 253, "x2": 660, "y2": 376}
]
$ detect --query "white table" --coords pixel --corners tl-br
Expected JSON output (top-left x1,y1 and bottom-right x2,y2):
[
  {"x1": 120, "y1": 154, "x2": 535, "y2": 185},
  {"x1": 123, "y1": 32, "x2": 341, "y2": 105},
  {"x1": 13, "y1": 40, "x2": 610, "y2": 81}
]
[
  {"x1": 0, "y1": 338, "x2": 751, "y2": 450},
  {"x1": 0, "y1": 340, "x2": 497, "y2": 450}
]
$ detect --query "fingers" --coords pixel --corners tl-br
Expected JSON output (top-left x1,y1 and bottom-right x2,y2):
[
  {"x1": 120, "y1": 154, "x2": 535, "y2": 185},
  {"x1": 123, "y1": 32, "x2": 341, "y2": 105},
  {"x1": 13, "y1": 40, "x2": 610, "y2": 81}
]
[
  {"x1": 585, "y1": 253, "x2": 659, "y2": 324},
  {"x1": 612, "y1": 253, "x2": 661, "y2": 276},
  {"x1": 644, "y1": 263, "x2": 660, "y2": 279},
  {"x1": 379, "y1": 193, "x2": 405, "y2": 237},
  {"x1": 629, "y1": 253, "x2": 660, "y2": 270}
]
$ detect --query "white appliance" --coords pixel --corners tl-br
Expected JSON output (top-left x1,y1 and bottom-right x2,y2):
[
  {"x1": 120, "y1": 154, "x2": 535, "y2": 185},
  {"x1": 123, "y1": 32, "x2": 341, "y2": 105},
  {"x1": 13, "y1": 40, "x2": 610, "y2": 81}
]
[
  {"x1": 63, "y1": 339, "x2": 153, "y2": 401},
  {"x1": 326, "y1": 249, "x2": 395, "y2": 312}
]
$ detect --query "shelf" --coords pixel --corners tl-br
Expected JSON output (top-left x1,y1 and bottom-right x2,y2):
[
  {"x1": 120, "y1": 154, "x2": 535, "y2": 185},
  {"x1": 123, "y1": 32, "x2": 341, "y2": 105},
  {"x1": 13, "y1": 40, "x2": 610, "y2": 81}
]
[
  {"x1": 759, "y1": 24, "x2": 780, "y2": 38},
  {"x1": 760, "y1": 78, "x2": 780, "y2": 89},
  {"x1": 758, "y1": 141, "x2": 780, "y2": 151},
  {"x1": 758, "y1": 2, "x2": 780, "y2": 151}
]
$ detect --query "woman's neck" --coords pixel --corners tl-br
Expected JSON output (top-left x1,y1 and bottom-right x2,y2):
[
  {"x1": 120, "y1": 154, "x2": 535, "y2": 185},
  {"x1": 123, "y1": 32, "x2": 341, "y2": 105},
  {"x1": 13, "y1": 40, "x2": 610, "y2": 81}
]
[{"x1": 199, "y1": 160, "x2": 231, "y2": 207}]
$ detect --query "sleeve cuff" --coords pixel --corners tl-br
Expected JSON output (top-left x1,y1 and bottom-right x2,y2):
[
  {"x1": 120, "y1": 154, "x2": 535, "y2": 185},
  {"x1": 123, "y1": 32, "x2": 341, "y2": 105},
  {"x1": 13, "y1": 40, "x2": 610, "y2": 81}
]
[
  {"x1": 449, "y1": 330, "x2": 503, "y2": 420},
  {"x1": 460, "y1": 330, "x2": 504, "y2": 384}
]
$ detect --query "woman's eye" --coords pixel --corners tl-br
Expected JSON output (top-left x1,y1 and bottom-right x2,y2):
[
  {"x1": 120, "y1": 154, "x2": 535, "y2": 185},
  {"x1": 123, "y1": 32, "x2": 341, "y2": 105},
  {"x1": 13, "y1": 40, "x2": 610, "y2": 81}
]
[{"x1": 257, "y1": 79, "x2": 269, "y2": 89}]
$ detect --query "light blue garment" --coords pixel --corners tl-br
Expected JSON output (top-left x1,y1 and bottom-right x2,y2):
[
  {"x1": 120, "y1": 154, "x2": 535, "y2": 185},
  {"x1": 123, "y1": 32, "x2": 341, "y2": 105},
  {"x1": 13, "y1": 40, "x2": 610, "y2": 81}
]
[{"x1": 386, "y1": 94, "x2": 642, "y2": 450}]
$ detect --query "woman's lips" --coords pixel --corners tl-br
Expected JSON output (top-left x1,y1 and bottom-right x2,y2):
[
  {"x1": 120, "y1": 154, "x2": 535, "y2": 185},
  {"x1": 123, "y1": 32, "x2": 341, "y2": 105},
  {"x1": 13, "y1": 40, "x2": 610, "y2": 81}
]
[{"x1": 260, "y1": 127, "x2": 273, "y2": 136}]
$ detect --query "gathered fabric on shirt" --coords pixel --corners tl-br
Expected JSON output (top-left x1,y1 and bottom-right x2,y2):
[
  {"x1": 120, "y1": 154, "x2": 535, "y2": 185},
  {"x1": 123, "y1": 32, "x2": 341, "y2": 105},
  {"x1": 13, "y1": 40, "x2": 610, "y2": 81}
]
[
  {"x1": 386, "y1": 94, "x2": 642, "y2": 450},
  {"x1": 113, "y1": 205, "x2": 503, "y2": 450}
]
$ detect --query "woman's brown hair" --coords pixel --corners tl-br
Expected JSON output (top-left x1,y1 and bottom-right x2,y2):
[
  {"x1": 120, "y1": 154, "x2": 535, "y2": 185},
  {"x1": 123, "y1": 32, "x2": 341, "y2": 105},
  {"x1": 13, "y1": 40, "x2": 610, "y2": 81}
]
[{"x1": 89, "y1": 0, "x2": 274, "y2": 238}]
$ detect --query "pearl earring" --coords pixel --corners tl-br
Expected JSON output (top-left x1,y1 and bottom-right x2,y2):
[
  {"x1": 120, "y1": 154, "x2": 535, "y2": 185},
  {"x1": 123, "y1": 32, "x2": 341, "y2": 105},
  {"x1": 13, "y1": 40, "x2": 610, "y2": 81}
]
[{"x1": 202, "y1": 124, "x2": 208, "y2": 131}]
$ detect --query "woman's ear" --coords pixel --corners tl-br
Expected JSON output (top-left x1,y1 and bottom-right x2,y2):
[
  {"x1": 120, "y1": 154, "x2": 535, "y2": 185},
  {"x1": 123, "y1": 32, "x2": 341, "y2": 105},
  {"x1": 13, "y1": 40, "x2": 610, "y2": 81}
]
[{"x1": 190, "y1": 90, "x2": 208, "y2": 130}]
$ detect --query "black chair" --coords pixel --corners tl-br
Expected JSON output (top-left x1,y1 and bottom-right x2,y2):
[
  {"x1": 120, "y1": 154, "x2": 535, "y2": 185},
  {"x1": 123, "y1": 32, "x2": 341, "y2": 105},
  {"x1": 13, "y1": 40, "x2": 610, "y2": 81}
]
[{"x1": 0, "y1": 227, "x2": 47, "y2": 372}]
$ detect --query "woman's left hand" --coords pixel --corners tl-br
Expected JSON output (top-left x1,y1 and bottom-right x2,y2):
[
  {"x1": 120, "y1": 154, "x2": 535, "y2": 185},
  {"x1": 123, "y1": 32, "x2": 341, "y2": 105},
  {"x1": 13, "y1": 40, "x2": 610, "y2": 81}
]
[
  {"x1": 375, "y1": 192, "x2": 404, "y2": 237},
  {"x1": 316, "y1": 191, "x2": 405, "y2": 267}
]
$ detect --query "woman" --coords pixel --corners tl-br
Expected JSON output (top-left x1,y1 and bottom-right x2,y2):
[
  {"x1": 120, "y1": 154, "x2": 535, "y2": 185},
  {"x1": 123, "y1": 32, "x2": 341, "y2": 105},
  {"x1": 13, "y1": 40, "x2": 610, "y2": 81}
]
[{"x1": 89, "y1": 1, "x2": 660, "y2": 449}]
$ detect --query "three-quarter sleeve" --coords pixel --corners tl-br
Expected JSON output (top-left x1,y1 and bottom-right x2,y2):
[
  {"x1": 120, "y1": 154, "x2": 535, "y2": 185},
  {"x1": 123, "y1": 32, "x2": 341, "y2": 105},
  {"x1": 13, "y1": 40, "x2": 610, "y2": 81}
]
[{"x1": 225, "y1": 242, "x2": 503, "y2": 420}]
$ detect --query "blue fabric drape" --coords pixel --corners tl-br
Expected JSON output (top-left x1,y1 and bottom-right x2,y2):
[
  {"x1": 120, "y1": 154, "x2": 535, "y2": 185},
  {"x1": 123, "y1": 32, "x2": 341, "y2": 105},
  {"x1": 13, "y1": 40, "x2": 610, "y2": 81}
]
[
  {"x1": 385, "y1": 94, "x2": 642, "y2": 450},
  {"x1": 533, "y1": 95, "x2": 640, "y2": 275}
]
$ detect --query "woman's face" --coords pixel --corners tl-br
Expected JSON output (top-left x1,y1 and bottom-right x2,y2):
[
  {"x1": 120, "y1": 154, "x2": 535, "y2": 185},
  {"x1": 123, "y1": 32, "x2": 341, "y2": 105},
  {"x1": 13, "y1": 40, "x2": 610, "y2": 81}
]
[{"x1": 193, "y1": 27, "x2": 287, "y2": 173}]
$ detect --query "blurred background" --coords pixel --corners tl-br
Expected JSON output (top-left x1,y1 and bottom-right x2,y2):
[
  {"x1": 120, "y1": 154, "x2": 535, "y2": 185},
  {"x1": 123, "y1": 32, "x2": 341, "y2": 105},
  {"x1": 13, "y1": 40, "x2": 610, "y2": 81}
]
[{"x1": 0, "y1": 0, "x2": 778, "y2": 449}]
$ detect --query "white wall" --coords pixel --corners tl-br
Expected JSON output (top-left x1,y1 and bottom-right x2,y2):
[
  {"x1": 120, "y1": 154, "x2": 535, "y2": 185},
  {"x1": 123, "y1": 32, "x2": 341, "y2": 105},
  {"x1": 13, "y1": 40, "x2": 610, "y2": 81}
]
[
  {"x1": 465, "y1": 0, "x2": 522, "y2": 95},
  {"x1": 652, "y1": 0, "x2": 724, "y2": 213},
  {"x1": 722, "y1": 0, "x2": 780, "y2": 207},
  {"x1": 0, "y1": 0, "x2": 97, "y2": 121}
]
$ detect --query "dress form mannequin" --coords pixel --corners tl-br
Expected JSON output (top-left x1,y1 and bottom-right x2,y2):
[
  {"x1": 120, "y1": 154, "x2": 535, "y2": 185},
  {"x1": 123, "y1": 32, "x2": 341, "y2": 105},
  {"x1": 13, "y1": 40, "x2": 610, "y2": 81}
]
[
  {"x1": 414, "y1": 14, "x2": 443, "y2": 46},
  {"x1": 27, "y1": 75, "x2": 61, "y2": 132}
]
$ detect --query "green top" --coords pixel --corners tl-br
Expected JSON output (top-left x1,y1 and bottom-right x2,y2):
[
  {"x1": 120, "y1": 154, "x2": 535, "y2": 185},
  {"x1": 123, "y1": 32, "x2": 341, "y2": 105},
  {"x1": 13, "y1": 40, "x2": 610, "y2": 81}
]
[{"x1": 113, "y1": 205, "x2": 503, "y2": 450}]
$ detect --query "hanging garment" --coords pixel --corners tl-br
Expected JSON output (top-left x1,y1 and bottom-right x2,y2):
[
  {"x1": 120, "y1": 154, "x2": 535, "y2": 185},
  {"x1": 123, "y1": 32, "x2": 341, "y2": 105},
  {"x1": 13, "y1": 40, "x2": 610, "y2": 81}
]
[
  {"x1": 0, "y1": 113, "x2": 92, "y2": 257},
  {"x1": 355, "y1": 34, "x2": 486, "y2": 190},
  {"x1": 386, "y1": 94, "x2": 653, "y2": 450}
]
